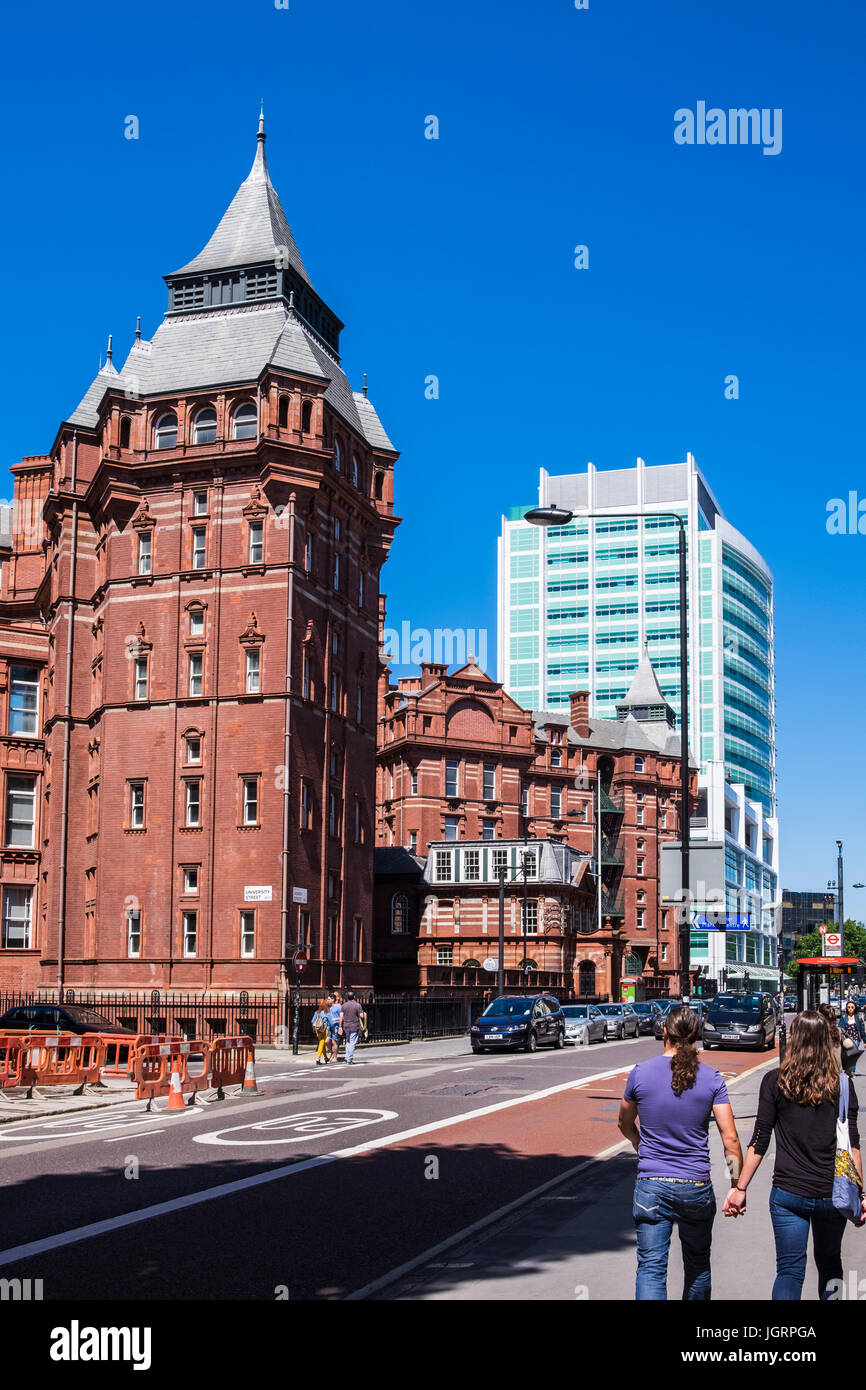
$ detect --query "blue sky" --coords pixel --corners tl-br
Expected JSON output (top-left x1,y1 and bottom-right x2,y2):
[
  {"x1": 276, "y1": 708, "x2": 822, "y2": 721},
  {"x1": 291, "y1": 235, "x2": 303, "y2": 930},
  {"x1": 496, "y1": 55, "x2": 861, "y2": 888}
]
[{"x1": 1, "y1": 0, "x2": 863, "y2": 893}]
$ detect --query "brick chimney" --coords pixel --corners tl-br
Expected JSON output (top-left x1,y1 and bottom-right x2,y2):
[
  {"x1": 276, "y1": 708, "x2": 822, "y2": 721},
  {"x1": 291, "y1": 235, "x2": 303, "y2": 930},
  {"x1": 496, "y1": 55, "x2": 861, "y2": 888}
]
[
  {"x1": 569, "y1": 690, "x2": 591, "y2": 738},
  {"x1": 420, "y1": 662, "x2": 448, "y2": 684}
]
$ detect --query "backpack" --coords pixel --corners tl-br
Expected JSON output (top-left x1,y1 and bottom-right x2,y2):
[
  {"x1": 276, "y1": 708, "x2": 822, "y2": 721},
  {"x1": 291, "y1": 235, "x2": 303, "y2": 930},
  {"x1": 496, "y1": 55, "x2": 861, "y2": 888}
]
[{"x1": 312, "y1": 1011, "x2": 328, "y2": 1038}]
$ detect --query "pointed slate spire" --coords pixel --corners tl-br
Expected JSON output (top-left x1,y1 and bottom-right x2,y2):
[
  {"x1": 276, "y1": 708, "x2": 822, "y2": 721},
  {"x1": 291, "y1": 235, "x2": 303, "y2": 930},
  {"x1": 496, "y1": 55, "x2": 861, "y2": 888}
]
[
  {"x1": 616, "y1": 643, "x2": 676, "y2": 726},
  {"x1": 169, "y1": 113, "x2": 313, "y2": 285}
]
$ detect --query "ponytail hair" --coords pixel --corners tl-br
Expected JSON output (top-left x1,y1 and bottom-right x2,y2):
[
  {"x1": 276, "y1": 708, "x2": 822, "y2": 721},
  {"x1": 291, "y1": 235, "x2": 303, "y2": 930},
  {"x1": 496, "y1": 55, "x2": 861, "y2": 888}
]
[{"x1": 665, "y1": 1005, "x2": 701, "y2": 1096}]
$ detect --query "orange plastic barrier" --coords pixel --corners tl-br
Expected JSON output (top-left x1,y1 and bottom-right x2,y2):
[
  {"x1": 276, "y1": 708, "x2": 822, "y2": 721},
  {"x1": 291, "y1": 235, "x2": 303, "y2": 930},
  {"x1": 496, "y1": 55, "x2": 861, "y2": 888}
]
[
  {"x1": 18, "y1": 1033, "x2": 105, "y2": 1088},
  {"x1": 210, "y1": 1036, "x2": 255, "y2": 1097},
  {"x1": 0, "y1": 1037, "x2": 22, "y2": 1088},
  {"x1": 102, "y1": 1034, "x2": 175, "y2": 1081},
  {"x1": 134, "y1": 1040, "x2": 211, "y2": 1106}
]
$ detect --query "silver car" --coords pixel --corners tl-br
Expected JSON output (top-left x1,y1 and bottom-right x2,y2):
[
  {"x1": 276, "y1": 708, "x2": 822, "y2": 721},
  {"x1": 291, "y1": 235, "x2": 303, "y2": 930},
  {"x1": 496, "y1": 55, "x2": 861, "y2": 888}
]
[
  {"x1": 560, "y1": 1004, "x2": 606, "y2": 1044},
  {"x1": 596, "y1": 1003, "x2": 640, "y2": 1039}
]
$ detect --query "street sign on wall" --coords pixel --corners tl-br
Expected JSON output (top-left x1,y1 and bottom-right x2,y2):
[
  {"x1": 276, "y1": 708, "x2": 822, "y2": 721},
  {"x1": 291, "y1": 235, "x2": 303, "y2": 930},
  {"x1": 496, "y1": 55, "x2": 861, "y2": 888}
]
[{"x1": 245, "y1": 885, "x2": 273, "y2": 902}]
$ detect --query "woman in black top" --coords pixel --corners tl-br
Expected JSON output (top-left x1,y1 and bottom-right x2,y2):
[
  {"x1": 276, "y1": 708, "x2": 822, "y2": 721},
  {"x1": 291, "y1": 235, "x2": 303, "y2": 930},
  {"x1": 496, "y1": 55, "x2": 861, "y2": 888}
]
[
  {"x1": 840, "y1": 1000, "x2": 866, "y2": 1076},
  {"x1": 723, "y1": 1011, "x2": 866, "y2": 1299}
]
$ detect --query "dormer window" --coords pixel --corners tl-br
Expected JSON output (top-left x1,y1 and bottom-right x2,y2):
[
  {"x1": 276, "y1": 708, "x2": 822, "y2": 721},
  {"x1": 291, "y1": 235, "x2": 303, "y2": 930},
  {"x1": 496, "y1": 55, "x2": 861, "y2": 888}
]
[
  {"x1": 154, "y1": 412, "x2": 177, "y2": 450},
  {"x1": 193, "y1": 407, "x2": 217, "y2": 444},
  {"x1": 232, "y1": 402, "x2": 257, "y2": 441}
]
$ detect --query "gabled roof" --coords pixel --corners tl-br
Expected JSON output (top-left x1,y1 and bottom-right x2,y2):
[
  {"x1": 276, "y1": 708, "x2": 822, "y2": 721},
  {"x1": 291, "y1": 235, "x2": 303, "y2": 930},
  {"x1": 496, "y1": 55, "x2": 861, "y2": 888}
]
[
  {"x1": 169, "y1": 115, "x2": 312, "y2": 285},
  {"x1": 449, "y1": 660, "x2": 496, "y2": 683}
]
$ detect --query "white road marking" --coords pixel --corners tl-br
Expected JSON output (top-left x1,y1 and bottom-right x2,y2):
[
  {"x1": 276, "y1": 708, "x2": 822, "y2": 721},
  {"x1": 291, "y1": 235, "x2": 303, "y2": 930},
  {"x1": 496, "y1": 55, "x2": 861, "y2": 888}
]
[
  {"x1": 0, "y1": 1062, "x2": 639, "y2": 1268},
  {"x1": 104, "y1": 1130, "x2": 164, "y2": 1143},
  {"x1": 194, "y1": 1109, "x2": 398, "y2": 1147}
]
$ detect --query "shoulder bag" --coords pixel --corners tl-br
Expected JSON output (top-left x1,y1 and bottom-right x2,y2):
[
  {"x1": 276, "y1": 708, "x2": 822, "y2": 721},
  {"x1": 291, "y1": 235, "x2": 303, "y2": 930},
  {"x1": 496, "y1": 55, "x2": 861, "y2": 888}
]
[{"x1": 833, "y1": 1073, "x2": 864, "y2": 1223}]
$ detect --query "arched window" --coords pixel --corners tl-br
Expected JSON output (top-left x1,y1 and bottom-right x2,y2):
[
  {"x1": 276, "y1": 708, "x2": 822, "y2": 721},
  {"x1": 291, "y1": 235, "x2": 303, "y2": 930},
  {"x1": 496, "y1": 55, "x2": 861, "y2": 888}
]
[
  {"x1": 119, "y1": 417, "x2": 131, "y2": 449},
  {"x1": 637, "y1": 838, "x2": 645, "y2": 850},
  {"x1": 193, "y1": 406, "x2": 217, "y2": 444},
  {"x1": 301, "y1": 400, "x2": 313, "y2": 434},
  {"x1": 352, "y1": 454, "x2": 360, "y2": 487},
  {"x1": 374, "y1": 471, "x2": 384, "y2": 500},
  {"x1": 391, "y1": 893, "x2": 409, "y2": 934},
  {"x1": 334, "y1": 438, "x2": 342, "y2": 472},
  {"x1": 154, "y1": 412, "x2": 177, "y2": 450},
  {"x1": 278, "y1": 396, "x2": 289, "y2": 428},
  {"x1": 635, "y1": 755, "x2": 645, "y2": 773},
  {"x1": 232, "y1": 402, "x2": 258, "y2": 440},
  {"x1": 462, "y1": 958, "x2": 481, "y2": 970},
  {"x1": 637, "y1": 889, "x2": 646, "y2": 903},
  {"x1": 522, "y1": 958, "x2": 538, "y2": 973},
  {"x1": 578, "y1": 960, "x2": 596, "y2": 997}
]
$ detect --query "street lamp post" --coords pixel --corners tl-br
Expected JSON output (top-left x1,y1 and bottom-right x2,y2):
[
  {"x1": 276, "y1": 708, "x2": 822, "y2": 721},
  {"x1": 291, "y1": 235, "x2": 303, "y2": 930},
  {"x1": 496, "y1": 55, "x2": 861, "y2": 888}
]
[
  {"x1": 837, "y1": 840, "x2": 845, "y2": 953},
  {"x1": 497, "y1": 865, "x2": 506, "y2": 997},
  {"x1": 525, "y1": 504, "x2": 691, "y2": 998}
]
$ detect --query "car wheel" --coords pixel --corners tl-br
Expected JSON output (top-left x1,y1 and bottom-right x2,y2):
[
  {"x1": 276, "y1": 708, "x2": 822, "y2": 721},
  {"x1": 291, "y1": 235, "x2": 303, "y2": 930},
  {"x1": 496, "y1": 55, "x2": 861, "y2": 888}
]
[
  {"x1": 618, "y1": 1025, "x2": 625, "y2": 1039},
  {"x1": 525, "y1": 1030, "x2": 538, "y2": 1053},
  {"x1": 554, "y1": 1028, "x2": 565, "y2": 1049},
  {"x1": 766, "y1": 1029, "x2": 776, "y2": 1050},
  {"x1": 471, "y1": 1044, "x2": 484, "y2": 1054},
  {"x1": 703, "y1": 1042, "x2": 713, "y2": 1050}
]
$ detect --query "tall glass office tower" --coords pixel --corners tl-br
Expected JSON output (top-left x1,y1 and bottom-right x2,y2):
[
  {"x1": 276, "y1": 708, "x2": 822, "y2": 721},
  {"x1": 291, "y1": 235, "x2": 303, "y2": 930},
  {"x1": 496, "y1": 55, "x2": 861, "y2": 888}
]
[{"x1": 498, "y1": 455, "x2": 780, "y2": 985}]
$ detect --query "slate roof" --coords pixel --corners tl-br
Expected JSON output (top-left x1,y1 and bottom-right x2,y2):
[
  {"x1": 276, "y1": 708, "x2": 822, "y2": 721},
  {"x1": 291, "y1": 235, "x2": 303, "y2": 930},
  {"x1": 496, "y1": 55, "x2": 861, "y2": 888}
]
[
  {"x1": 531, "y1": 707, "x2": 696, "y2": 765},
  {"x1": 169, "y1": 121, "x2": 313, "y2": 285},
  {"x1": 374, "y1": 847, "x2": 426, "y2": 877},
  {"x1": 619, "y1": 648, "x2": 671, "y2": 710}
]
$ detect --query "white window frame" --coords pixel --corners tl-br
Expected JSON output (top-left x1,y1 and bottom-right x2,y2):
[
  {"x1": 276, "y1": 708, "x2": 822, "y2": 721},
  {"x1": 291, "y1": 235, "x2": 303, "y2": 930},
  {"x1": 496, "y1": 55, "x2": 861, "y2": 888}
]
[
  {"x1": 182, "y1": 911, "x2": 197, "y2": 958},
  {"x1": 240, "y1": 910, "x2": 256, "y2": 958},
  {"x1": 192, "y1": 527, "x2": 206, "y2": 570},
  {"x1": 126, "y1": 908, "x2": 141, "y2": 957},
  {"x1": 2, "y1": 886, "x2": 32, "y2": 949},
  {"x1": 185, "y1": 735, "x2": 201, "y2": 765},
  {"x1": 5, "y1": 776, "x2": 35, "y2": 848},
  {"x1": 245, "y1": 648, "x2": 261, "y2": 694},
  {"x1": 138, "y1": 531, "x2": 152, "y2": 576},
  {"x1": 134, "y1": 657, "x2": 148, "y2": 701},
  {"x1": 185, "y1": 780, "x2": 201, "y2": 828},
  {"x1": 182, "y1": 865, "x2": 199, "y2": 895},
  {"x1": 232, "y1": 402, "x2": 258, "y2": 440},
  {"x1": 129, "y1": 781, "x2": 145, "y2": 830},
  {"x1": 248, "y1": 520, "x2": 263, "y2": 565},
  {"x1": 9, "y1": 666, "x2": 39, "y2": 736},
  {"x1": 189, "y1": 608, "x2": 204, "y2": 638},
  {"x1": 188, "y1": 653, "x2": 203, "y2": 698},
  {"x1": 434, "y1": 849, "x2": 453, "y2": 882},
  {"x1": 242, "y1": 778, "x2": 259, "y2": 826}
]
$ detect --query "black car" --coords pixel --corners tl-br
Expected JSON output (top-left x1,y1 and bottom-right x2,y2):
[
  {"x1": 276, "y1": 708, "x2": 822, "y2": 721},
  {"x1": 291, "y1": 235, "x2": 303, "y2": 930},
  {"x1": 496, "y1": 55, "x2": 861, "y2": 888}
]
[
  {"x1": 0, "y1": 1005, "x2": 135, "y2": 1037},
  {"x1": 651, "y1": 998, "x2": 680, "y2": 1040},
  {"x1": 701, "y1": 992, "x2": 777, "y2": 1051},
  {"x1": 630, "y1": 1002, "x2": 663, "y2": 1036},
  {"x1": 471, "y1": 995, "x2": 566, "y2": 1053}
]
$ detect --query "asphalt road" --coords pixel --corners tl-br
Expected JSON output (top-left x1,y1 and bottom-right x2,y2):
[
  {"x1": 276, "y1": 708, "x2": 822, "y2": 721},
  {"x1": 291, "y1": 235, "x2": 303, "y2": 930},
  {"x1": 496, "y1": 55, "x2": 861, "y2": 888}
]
[{"x1": 0, "y1": 1032, "x2": 778, "y2": 1300}]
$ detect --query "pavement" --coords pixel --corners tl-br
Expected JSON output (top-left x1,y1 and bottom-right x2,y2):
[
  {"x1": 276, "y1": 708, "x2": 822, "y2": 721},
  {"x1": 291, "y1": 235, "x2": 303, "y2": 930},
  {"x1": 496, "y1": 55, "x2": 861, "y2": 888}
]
[{"x1": 378, "y1": 1056, "x2": 866, "y2": 1302}]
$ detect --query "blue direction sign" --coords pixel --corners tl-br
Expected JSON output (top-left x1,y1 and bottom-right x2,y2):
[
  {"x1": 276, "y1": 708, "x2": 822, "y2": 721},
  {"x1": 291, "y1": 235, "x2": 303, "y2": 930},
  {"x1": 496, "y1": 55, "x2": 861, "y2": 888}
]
[{"x1": 691, "y1": 913, "x2": 752, "y2": 931}]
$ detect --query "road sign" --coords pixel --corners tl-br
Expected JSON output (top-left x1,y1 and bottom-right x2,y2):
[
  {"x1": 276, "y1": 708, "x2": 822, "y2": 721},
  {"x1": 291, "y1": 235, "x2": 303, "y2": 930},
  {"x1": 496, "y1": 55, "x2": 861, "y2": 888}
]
[
  {"x1": 691, "y1": 913, "x2": 752, "y2": 931},
  {"x1": 825, "y1": 932, "x2": 842, "y2": 958},
  {"x1": 819, "y1": 925, "x2": 827, "y2": 934},
  {"x1": 245, "y1": 885, "x2": 273, "y2": 902},
  {"x1": 292, "y1": 947, "x2": 310, "y2": 974}
]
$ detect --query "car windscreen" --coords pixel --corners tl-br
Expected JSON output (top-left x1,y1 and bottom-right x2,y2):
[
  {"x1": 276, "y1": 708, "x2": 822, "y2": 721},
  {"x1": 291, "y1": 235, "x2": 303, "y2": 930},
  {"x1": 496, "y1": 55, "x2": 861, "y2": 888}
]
[
  {"x1": 482, "y1": 998, "x2": 533, "y2": 1018},
  {"x1": 561, "y1": 1007, "x2": 588, "y2": 1018},
  {"x1": 710, "y1": 995, "x2": 761, "y2": 1014},
  {"x1": 631, "y1": 1004, "x2": 653, "y2": 1014},
  {"x1": 708, "y1": 1000, "x2": 761, "y2": 1024},
  {"x1": 597, "y1": 1005, "x2": 622, "y2": 1015}
]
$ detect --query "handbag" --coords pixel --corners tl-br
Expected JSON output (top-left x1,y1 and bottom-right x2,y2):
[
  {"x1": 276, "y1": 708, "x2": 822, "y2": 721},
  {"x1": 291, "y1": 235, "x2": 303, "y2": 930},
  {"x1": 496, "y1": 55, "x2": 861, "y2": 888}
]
[{"x1": 833, "y1": 1073, "x2": 864, "y2": 1223}]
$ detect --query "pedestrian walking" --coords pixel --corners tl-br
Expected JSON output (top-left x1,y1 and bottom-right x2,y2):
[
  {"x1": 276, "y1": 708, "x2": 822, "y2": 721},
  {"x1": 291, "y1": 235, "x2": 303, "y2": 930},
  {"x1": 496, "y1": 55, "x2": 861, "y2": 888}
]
[
  {"x1": 618, "y1": 1005, "x2": 743, "y2": 1300},
  {"x1": 723, "y1": 1010, "x2": 866, "y2": 1299},
  {"x1": 327, "y1": 992, "x2": 343, "y2": 1063},
  {"x1": 312, "y1": 998, "x2": 331, "y2": 1066},
  {"x1": 341, "y1": 991, "x2": 364, "y2": 1064},
  {"x1": 840, "y1": 1000, "x2": 866, "y2": 1077}
]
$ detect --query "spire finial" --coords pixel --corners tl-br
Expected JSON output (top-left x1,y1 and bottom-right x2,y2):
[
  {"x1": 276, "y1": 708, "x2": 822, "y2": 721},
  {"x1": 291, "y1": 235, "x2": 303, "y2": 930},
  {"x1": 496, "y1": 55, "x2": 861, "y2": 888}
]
[
  {"x1": 258, "y1": 103, "x2": 266, "y2": 141},
  {"x1": 362, "y1": 372, "x2": 368, "y2": 397},
  {"x1": 106, "y1": 334, "x2": 113, "y2": 365},
  {"x1": 135, "y1": 315, "x2": 142, "y2": 342}
]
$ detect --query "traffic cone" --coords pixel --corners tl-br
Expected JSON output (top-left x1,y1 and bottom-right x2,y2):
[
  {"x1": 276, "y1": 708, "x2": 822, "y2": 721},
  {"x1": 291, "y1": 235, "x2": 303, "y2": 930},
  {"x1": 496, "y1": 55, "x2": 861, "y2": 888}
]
[
  {"x1": 242, "y1": 1053, "x2": 258, "y2": 1094},
  {"x1": 166, "y1": 1059, "x2": 186, "y2": 1111}
]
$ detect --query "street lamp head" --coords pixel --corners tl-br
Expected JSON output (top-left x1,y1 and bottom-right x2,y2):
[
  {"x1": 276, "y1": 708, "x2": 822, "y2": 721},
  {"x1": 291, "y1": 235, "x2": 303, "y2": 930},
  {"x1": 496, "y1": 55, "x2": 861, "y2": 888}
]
[
  {"x1": 523, "y1": 505, "x2": 574, "y2": 528},
  {"x1": 837, "y1": 840, "x2": 843, "y2": 850},
  {"x1": 853, "y1": 883, "x2": 864, "y2": 889}
]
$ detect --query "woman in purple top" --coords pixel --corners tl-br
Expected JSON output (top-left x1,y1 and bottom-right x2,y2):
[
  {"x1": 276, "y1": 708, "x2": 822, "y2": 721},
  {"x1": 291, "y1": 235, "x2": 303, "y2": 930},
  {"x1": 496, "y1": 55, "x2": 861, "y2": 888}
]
[{"x1": 618, "y1": 1005, "x2": 743, "y2": 1300}]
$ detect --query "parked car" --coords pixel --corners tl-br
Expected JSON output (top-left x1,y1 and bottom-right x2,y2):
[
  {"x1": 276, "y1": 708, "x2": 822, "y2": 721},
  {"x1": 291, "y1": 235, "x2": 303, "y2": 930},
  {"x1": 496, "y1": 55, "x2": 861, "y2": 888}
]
[
  {"x1": 784, "y1": 994, "x2": 797, "y2": 1012},
  {"x1": 595, "y1": 1003, "x2": 640, "y2": 1039},
  {"x1": 560, "y1": 1004, "x2": 607, "y2": 1044},
  {"x1": 630, "y1": 1001, "x2": 663, "y2": 1036},
  {"x1": 0, "y1": 1005, "x2": 135, "y2": 1037},
  {"x1": 470, "y1": 995, "x2": 566, "y2": 1053},
  {"x1": 701, "y1": 991, "x2": 777, "y2": 1051}
]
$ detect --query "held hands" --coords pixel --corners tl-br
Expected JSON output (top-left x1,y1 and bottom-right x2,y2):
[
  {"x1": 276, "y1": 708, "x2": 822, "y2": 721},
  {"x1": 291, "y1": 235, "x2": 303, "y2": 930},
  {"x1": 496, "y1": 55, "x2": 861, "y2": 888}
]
[{"x1": 722, "y1": 1187, "x2": 747, "y2": 1218}]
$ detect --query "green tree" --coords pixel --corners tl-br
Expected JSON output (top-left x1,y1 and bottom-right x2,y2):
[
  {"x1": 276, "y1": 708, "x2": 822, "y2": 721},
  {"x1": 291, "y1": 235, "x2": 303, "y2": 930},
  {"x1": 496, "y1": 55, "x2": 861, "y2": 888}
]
[{"x1": 787, "y1": 919, "x2": 866, "y2": 979}]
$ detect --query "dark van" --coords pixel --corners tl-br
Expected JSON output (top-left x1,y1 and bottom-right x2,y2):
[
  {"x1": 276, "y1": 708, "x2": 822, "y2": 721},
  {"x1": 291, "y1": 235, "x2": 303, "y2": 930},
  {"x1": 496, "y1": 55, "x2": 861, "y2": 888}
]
[{"x1": 702, "y1": 992, "x2": 777, "y2": 1051}]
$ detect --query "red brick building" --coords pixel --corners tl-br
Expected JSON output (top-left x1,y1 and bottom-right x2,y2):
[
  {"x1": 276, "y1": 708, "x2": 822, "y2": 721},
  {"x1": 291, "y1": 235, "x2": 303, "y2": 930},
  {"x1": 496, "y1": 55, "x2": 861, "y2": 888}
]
[
  {"x1": 375, "y1": 654, "x2": 696, "y2": 998},
  {"x1": 0, "y1": 117, "x2": 398, "y2": 1003}
]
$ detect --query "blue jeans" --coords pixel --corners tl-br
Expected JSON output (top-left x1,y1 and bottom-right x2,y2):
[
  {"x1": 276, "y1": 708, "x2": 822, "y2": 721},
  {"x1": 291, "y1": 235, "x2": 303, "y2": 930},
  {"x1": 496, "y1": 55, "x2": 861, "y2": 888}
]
[
  {"x1": 769, "y1": 1185, "x2": 845, "y2": 1300},
  {"x1": 633, "y1": 1177, "x2": 716, "y2": 1300},
  {"x1": 345, "y1": 1030, "x2": 360, "y2": 1063}
]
